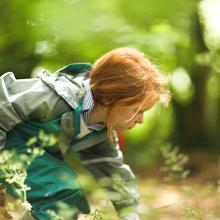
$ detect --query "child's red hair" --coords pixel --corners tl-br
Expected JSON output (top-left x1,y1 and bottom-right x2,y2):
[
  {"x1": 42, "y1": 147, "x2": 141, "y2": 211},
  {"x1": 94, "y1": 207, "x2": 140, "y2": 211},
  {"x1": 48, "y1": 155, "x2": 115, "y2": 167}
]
[{"x1": 89, "y1": 47, "x2": 171, "y2": 141}]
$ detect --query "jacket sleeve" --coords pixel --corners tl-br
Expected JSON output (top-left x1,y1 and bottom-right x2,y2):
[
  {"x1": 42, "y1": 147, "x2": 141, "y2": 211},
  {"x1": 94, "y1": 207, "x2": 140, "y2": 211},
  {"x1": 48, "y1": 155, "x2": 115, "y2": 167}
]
[
  {"x1": 78, "y1": 132, "x2": 140, "y2": 217},
  {"x1": 0, "y1": 72, "x2": 61, "y2": 149}
]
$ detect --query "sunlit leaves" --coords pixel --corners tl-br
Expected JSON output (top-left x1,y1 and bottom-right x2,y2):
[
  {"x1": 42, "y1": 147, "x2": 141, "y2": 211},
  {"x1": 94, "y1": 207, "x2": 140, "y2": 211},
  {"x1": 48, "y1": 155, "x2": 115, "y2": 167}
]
[
  {"x1": 171, "y1": 67, "x2": 194, "y2": 104},
  {"x1": 200, "y1": 0, "x2": 220, "y2": 49}
]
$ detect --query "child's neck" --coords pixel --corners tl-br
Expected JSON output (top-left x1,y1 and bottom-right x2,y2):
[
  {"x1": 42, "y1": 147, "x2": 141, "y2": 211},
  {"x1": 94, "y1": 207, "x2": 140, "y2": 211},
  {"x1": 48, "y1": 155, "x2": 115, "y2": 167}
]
[{"x1": 88, "y1": 103, "x2": 107, "y2": 125}]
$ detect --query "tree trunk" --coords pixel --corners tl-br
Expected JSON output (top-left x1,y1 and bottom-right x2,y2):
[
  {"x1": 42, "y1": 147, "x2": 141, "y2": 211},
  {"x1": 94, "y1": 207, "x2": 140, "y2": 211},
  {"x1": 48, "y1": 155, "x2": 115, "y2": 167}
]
[{"x1": 172, "y1": 8, "x2": 212, "y2": 149}]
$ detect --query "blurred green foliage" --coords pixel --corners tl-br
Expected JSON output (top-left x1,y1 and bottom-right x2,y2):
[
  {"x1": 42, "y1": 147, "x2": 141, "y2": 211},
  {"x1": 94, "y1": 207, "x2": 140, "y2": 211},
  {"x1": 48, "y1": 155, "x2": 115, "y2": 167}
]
[{"x1": 0, "y1": 0, "x2": 220, "y2": 167}]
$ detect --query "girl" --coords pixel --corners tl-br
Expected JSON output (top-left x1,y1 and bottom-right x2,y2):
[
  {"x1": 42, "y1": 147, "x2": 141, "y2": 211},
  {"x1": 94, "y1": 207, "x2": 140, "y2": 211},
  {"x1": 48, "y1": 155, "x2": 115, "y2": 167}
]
[{"x1": 0, "y1": 48, "x2": 170, "y2": 220}]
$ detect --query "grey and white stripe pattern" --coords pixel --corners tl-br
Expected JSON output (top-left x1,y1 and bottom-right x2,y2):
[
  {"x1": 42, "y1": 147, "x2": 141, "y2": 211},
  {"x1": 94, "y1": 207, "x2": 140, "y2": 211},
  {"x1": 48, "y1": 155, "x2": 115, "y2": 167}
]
[{"x1": 82, "y1": 79, "x2": 106, "y2": 131}]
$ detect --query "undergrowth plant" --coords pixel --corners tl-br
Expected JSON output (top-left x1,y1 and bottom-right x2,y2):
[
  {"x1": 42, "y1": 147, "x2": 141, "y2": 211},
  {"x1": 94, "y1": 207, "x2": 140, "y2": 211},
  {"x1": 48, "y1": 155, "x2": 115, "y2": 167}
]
[
  {"x1": 160, "y1": 144, "x2": 190, "y2": 182},
  {"x1": 0, "y1": 130, "x2": 57, "y2": 215},
  {"x1": 159, "y1": 145, "x2": 220, "y2": 220}
]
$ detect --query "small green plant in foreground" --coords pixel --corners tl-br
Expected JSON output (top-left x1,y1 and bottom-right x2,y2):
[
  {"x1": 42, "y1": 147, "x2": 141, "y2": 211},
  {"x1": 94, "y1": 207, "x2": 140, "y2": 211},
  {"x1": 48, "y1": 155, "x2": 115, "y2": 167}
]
[
  {"x1": 160, "y1": 145, "x2": 190, "y2": 182},
  {"x1": 47, "y1": 202, "x2": 79, "y2": 220},
  {"x1": 0, "y1": 130, "x2": 57, "y2": 213}
]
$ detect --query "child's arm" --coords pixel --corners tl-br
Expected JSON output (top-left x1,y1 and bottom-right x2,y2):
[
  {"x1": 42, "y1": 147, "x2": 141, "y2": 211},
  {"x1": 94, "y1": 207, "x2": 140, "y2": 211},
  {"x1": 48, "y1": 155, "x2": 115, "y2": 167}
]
[
  {"x1": 0, "y1": 72, "x2": 61, "y2": 149},
  {"x1": 78, "y1": 133, "x2": 140, "y2": 219}
]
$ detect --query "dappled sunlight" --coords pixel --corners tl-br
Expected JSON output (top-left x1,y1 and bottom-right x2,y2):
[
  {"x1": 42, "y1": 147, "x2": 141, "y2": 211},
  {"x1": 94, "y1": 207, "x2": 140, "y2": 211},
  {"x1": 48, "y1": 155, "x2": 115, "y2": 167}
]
[
  {"x1": 171, "y1": 68, "x2": 194, "y2": 104},
  {"x1": 200, "y1": 0, "x2": 220, "y2": 48}
]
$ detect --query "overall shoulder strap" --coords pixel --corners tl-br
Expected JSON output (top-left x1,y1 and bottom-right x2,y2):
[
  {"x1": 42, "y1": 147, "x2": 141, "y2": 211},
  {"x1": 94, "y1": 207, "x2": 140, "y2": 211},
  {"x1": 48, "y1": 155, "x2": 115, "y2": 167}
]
[
  {"x1": 58, "y1": 98, "x2": 83, "y2": 156},
  {"x1": 73, "y1": 99, "x2": 82, "y2": 137}
]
